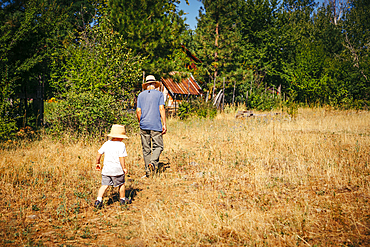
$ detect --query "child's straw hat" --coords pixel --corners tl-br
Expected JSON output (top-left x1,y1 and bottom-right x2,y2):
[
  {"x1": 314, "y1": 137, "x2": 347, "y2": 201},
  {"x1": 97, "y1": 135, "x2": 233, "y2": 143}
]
[{"x1": 107, "y1": 125, "x2": 129, "y2": 139}]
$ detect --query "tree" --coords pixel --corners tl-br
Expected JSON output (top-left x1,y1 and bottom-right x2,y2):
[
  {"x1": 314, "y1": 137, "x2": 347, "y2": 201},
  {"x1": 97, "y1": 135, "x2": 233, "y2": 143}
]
[
  {"x1": 107, "y1": 0, "x2": 187, "y2": 78},
  {"x1": 238, "y1": 0, "x2": 283, "y2": 97},
  {"x1": 341, "y1": 0, "x2": 370, "y2": 100},
  {"x1": 48, "y1": 17, "x2": 143, "y2": 135},
  {"x1": 193, "y1": 0, "x2": 242, "y2": 99},
  {"x1": 51, "y1": 18, "x2": 143, "y2": 102},
  {"x1": 0, "y1": 0, "x2": 94, "y2": 131}
]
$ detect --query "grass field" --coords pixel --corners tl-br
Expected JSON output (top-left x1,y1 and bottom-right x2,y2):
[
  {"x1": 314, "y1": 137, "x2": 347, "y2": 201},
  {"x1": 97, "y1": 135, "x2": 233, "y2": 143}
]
[{"x1": 1, "y1": 107, "x2": 369, "y2": 246}]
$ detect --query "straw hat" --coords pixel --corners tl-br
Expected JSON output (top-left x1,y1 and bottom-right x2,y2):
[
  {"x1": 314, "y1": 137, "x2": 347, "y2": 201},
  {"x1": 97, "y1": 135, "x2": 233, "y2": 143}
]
[
  {"x1": 107, "y1": 124, "x2": 129, "y2": 139},
  {"x1": 142, "y1": 75, "x2": 161, "y2": 90}
]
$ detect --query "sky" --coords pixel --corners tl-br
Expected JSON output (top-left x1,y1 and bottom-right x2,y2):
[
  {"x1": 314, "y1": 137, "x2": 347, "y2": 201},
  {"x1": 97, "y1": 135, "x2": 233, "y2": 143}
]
[
  {"x1": 178, "y1": 0, "x2": 203, "y2": 30},
  {"x1": 178, "y1": 0, "x2": 328, "y2": 30}
]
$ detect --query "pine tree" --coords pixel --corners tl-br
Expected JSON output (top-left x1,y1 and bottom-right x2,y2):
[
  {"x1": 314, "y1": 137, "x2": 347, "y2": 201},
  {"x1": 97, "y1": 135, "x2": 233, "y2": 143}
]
[
  {"x1": 193, "y1": 0, "x2": 242, "y2": 98},
  {"x1": 107, "y1": 0, "x2": 187, "y2": 77}
]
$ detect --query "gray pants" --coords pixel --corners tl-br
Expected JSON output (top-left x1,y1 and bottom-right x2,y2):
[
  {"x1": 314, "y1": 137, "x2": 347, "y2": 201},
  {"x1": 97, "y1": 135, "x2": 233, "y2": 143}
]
[{"x1": 140, "y1": 129, "x2": 163, "y2": 174}]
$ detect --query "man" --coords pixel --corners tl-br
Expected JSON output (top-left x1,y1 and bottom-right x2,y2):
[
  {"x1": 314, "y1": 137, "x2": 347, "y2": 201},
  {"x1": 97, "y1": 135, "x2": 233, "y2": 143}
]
[{"x1": 136, "y1": 75, "x2": 167, "y2": 178}]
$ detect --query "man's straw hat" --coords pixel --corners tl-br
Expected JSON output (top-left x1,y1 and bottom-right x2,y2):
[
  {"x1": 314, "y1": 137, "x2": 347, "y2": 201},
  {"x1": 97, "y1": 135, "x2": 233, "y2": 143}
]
[
  {"x1": 142, "y1": 75, "x2": 161, "y2": 90},
  {"x1": 107, "y1": 124, "x2": 128, "y2": 139}
]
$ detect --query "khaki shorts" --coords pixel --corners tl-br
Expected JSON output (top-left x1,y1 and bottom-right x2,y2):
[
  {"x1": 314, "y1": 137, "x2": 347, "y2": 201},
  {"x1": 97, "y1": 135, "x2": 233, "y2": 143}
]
[{"x1": 101, "y1": 174, "x2": 125, "y2": 187}]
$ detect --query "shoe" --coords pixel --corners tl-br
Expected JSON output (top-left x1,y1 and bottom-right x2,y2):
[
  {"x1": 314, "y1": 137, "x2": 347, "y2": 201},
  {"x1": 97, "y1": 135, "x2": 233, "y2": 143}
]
[
  {"x1": 142, "y1": 171, "x2": 151, "y2": 178},
  {"x1": 94, "y1": 200, "x2": 102, "y2": 208},
  {"x1": 120, "y1": 197, "x2": 132, "y2": 205},
  {"x1": 148, "y1": 163, "x2": 155, "y2": 172}
]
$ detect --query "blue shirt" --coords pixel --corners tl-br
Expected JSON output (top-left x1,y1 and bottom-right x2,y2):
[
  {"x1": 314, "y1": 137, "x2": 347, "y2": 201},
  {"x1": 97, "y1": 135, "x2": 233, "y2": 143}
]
[{"x1": 137, "y1": 89, "x2": 165, "y2": 132}]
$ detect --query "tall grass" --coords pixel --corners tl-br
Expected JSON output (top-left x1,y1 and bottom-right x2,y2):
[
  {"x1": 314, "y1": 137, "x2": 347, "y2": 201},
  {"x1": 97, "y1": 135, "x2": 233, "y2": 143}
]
[{"x1": 0, "y1": 107, "x2": 369, "y2": 246}]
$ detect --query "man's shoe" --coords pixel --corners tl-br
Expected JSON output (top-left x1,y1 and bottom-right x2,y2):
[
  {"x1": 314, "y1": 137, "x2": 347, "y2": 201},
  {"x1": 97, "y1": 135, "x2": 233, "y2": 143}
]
[
  {"x1": 120, "y1": 197, "x2": 132, "y2": 205},
  {"x1": 148, "y1": 163, "x2": 155, "y2": 172},
  {"x1": 94, "y1": 200, "x2": 102, "y2": 208}
]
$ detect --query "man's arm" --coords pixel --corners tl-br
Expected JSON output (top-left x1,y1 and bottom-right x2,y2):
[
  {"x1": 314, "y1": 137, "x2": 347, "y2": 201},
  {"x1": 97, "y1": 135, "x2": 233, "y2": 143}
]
[
  {"x1": 136, "y1": 108, "x2": 141, "y2": 123},
  {"x1": 159, "y1": 105, "x2": 167, "y2": 134}
]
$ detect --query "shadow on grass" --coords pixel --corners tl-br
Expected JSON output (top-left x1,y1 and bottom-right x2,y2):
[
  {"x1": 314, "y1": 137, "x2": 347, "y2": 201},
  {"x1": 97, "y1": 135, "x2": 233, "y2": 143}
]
[
  {"x1": 157, "y1": 161, "x2": 171, "y2": 174},
  {"x1": 106, "y1": 187, "x2": 142, "y2": 206}
]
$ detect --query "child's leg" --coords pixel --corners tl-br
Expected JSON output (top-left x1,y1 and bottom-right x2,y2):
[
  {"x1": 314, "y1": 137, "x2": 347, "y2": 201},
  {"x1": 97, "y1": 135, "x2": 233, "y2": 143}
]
[
  {"x1": 119, "y1": 183, "x2": 125, "y2": 199},
  {"x1": 97, "y1": 185, "x2": 109, "y2": 198}
]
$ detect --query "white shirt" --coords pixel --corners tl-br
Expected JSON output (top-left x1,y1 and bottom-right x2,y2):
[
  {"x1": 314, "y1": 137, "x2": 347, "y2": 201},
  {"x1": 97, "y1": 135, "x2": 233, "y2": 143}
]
[{"x1": 98, "y1": 140, "x2": 127, "y2": 176}]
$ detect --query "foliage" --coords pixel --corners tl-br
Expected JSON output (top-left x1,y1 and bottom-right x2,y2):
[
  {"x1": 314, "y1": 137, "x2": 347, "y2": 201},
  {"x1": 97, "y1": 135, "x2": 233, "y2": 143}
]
[
  {"x1": 282, "y1": 100, "x2": 299, "y2": 118},
  {"x1": 48, "y1": 16, "x2": 143, "y2": 135},
  {"x1": 341, "y1": 0, "x2": 370, "y2": 100},
  {"x1": 50, "y1": 19, "x2": 143, "y2": 102},
  {"x1": 189, "y1": 0, "x2": 370, "y2": 109},
  {"x1": 246, "y1": 88, "x2": 282, "y2": 111},
  {"x1": 45, "y1": 91, "x2": 137, "y2": 137},
  {"x1": 0, "y1": 0, "x2": 94, "y2": 135},
  {"x1": 107, "y1": 0, "x2": 187, "y2": 78},
  {"x1": 0, "y1": 66, "x2": 17, "y2": 140},
  {"x1": 193, "y1": 0, "x2": 243, "y2": 94},
  {"x1": 178, "y1": 99, "x2": 217, "y2": 120}
]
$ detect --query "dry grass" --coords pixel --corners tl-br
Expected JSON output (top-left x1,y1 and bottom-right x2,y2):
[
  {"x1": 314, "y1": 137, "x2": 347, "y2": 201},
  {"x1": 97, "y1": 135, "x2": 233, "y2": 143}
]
[{"x1": 1, "y1": 107, "x2": 369, "y2": 246}]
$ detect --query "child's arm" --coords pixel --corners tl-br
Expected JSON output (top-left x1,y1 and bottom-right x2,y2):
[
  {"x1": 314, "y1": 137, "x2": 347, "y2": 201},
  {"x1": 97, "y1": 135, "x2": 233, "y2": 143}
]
[
  {"x1": 96, "y1": 153, "x2": 102, "y2": 171},
  {"x1": 119, "y1": 157, "x2": 128, "y2": 174}
]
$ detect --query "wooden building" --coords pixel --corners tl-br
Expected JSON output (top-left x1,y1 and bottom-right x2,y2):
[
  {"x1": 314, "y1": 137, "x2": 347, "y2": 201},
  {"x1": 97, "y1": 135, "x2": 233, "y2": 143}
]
[{"x1": 160, "y1": 74, "x2": 203, "y2": 109}]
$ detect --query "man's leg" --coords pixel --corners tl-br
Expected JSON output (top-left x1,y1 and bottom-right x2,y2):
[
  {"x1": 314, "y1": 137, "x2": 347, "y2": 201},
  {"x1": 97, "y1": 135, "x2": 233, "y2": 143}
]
[
  {"x1": 140, "y1": 129, "x2": 152, "y2": 175},
  {"x1": 150, "y1": 130, "x2": 163, "y2": 170}
]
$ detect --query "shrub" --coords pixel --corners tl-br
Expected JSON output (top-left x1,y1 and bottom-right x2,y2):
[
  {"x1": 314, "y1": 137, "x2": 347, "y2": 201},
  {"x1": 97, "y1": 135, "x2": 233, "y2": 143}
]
[
  {"x1": 246, "y1": 88, "x2": 282, "y2": 111},
  {"x1": 45, "y1": 91, "x2": 136, "y2": 137},
  {"x1": 178, "y1": 98, "x2": 217, "y2": 120}
]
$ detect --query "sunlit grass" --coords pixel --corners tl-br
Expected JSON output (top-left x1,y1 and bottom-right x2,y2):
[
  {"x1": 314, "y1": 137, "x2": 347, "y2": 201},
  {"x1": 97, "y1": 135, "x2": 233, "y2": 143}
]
[{"x1": 1, "y1": 107, "x2": 369, "y2": 246}]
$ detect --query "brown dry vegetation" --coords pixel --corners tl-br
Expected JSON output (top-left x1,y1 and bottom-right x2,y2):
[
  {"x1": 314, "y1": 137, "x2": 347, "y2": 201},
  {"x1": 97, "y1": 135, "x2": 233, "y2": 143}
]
[{"x1": 1, "y1": 107, "x2": 370, "y2": 246}]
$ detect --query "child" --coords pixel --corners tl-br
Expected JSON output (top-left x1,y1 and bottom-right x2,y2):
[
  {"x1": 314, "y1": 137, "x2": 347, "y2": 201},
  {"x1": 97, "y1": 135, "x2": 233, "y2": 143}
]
[{"x1": 94, "y1": 124, "x2": 132, "y2": 208}]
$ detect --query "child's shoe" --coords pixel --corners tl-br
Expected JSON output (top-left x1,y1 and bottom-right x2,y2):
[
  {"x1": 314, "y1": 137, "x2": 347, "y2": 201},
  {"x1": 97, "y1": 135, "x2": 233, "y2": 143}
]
[
  {"x1": 94, "y1": 200, "x2": 102, "y2": 208},
  {"x1": 120, "y1": 197, "x2": 132, "y2": 205}
]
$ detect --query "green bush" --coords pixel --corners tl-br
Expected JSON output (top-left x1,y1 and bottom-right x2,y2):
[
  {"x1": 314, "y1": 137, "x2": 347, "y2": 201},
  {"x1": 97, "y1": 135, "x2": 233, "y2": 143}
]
[
  {"x1": 178, "y1": 99, "x2": 217, "y2": 120},
  {"x1": 0, "y1": 114, "x2": 17, "y2": 141},
  {"x1": 0, "y1": 68, "x2": 18, "y2": 141},
  {"x1": 246, "y1": 89, "x2": 282, "y2": 111},
  {"x1": 45, "y1": 91, "x2": 136, "y2": 137}
]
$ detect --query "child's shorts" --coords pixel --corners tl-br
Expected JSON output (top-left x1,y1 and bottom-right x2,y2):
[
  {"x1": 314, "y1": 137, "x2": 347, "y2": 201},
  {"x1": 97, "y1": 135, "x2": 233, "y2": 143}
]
[{"x1": 101, "y1": 174, "x2": 125, "y2": 187}]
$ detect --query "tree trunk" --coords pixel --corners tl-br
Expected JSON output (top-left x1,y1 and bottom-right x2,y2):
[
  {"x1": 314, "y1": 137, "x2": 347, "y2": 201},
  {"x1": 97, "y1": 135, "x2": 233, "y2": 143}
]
[
  {"x1": 232, "y1": 80, "x2": 236, "y2": 106},
  {"x1": 212, "y1": 22, "x2": 219, "y2": 99}
]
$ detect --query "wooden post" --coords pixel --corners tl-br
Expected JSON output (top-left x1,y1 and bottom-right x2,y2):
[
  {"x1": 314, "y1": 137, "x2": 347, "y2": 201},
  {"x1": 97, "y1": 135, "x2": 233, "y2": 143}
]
[
  {"x1": 232, "y1": 80, "x2": 236, "y2": 106},
  {"x1": 142, "y1": 71, "x2": 145, "y2": 92},
  {"x1": 23, "y1": 85, "x2": 27, "y2": 128},
  {"x1": 246, "y1": 91, "x2": 248, "y2": 108},
  {"x1": 222, "y1": 77, "x2": 225, "y2": 112},
  {"x1": 187, "y1": 78, "x2": 190, "y2": 102},
  {"x1": 36, "y1": 75, "x2": 44, "y2": 127},
  {"x1": 212, "y1": 75, "x2": 217, "y2": 99},
  {"x1": 213, "y1": 22, "x2": 219, "y2": 99},
  {"x1": 174, "y1": 94, "x2": 177, "y2": 116}
]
